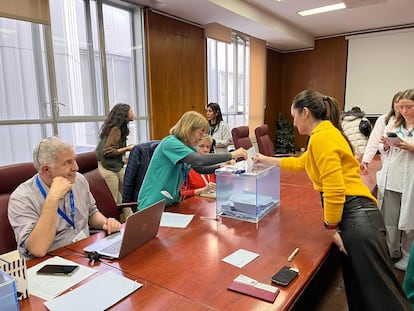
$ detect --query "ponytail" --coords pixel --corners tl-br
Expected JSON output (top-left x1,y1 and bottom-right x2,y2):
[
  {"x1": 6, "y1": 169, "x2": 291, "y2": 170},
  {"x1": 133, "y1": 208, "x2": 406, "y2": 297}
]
[
  {"x1": 324, "y1": 96, "x2": 354, "y2": 154},
  {"x1": 293, "y1": 90, "x2": 354, "y2": 153}
]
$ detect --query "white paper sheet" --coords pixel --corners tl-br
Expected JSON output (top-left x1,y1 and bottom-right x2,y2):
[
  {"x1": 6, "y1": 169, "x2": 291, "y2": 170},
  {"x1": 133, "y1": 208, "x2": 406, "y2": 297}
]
[
  {"x1": 28, "y1": 256, "x2": 97, "y2": 300},
  {"x1": 44, "y1": 271, "x2": 142, "y2": 311},
  {"x1": 160, "y1": 212, "x2": 194, "y2": 228},
  {"x1": 222, "y1": 249, "x2": 260, "y2": 268}
]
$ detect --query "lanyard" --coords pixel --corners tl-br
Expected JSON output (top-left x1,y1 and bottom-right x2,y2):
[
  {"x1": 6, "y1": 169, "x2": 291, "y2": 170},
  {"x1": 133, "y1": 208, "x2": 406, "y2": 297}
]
[
  {"x1": 201, "y1": 174, "x2": 210, "y2": 186},
  {"x1": 36, "y1": 175, "x2": 75, "y2": 229},
  {"x1": 396, "y1": 125, "x2": 413, "y2": 138},
  {"x1": 181, "y1": 163, "x2": 190, "y2": 187}
]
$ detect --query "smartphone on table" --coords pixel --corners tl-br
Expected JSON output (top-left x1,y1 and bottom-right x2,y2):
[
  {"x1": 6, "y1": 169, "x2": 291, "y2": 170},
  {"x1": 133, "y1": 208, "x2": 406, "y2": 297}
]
[
  {"x1": 36, "y1": 264, "x2": 79, "y2": 276},
  {"x1": 271, "y1": 266, "x2": 299, "y2": 286}
]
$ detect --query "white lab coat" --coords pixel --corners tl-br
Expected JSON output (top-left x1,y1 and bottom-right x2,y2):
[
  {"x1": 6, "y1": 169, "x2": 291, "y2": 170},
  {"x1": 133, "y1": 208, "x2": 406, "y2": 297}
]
[
  {"x1": 362, "y1": 114, "x2": 388, "y2": 164},
  {"x1": 380, "y1": 121, "x2": 414, "y2": 230}
]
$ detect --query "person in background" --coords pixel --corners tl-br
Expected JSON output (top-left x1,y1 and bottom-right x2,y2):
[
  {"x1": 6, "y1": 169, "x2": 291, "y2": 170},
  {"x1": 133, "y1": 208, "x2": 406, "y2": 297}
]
[
  {"x1": 206, "y1": 103, "x2": 232, "y2": 153},
  {"x1": 253, "y1": 90, "x2": 410, "y2": 310},
  {"x1": 341, "y1": 106, "x2": 370, "y2": 161},
  {"x1": 138, "y1": 111, "x2": 247, "y2": 210},
  {"x1": 180, "y1": 135, "x2": 216, "y2": 199},
  {"x1": 360, "y1": 91, "x2": 402, "y2": 173},
  {"x1": 96, "y1": 103, "x2": 135, "y2": 204},
  {"x1": 360, "y1": 91, "x2": 401, "y2": 210},
  {"x1": 381, "y1": 88, "x2": 414, "y2": 271},
  {"x1": 180, "y1": 135, "x2": 235, "y2": 199},
  {"x1": 8, "y1": 137, "x2": 121, "y2": 259}
]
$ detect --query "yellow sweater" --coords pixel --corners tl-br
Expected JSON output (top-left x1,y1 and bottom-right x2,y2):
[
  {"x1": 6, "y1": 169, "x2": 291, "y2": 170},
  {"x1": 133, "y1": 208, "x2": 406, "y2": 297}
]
[{"x1": 281, "y1": 120, "x2": 377, "y2": 225}]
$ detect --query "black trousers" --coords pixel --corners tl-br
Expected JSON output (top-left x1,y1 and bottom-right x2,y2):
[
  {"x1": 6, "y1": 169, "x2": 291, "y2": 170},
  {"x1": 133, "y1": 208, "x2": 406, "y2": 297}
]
[{"x1": 338, "y1": 196, "x2": 411, "y2": 311}]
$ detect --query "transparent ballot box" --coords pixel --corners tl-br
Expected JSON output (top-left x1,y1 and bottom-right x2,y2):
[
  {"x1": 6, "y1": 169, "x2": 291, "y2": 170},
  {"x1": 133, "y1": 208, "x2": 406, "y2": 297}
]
[{"x1": 216, "y1": 165, "x2": 280, "y2": 222}]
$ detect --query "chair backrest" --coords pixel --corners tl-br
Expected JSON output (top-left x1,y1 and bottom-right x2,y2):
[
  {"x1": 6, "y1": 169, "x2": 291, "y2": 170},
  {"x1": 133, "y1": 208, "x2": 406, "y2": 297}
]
[
  {"x1": 123, "y1": 140, "x2": 160, "y2": 203},
  {"x1": 75, "y1": 151, "x2": 121, "y2": 219},
  {"x1": 0, "y1": 152, "x2": 119, "y2": 254},
  {"x1": 83, "y1": 169, "x2": 120, "y2": 220},
  {"x1": 0, "y1": 162, "x2": 37, "y2": 254},
  {"x1": 231, "y1": 126, "x2": 253, "y2": 150},
  {"x1": 255, "y1": 124, "x2": 275, "y2": 156},
  {"x1": 76, "y1": 151, "x2": 98, "y2": 174}
]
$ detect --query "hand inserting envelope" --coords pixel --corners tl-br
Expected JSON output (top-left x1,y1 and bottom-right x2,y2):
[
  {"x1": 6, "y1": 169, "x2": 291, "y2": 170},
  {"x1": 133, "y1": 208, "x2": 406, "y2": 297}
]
[
  {"x1": 218, "y1": 146, "x2": 257, "y2": 173},
  {"x1": 246, "y1": 146, "x2": 256, "y2": 172}
]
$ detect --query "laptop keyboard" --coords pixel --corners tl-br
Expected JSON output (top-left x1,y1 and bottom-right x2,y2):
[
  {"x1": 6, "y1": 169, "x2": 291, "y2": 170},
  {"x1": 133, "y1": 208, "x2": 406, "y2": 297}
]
[{"x1": 101, "y1": 239, "x2": 122, "y2": 256}]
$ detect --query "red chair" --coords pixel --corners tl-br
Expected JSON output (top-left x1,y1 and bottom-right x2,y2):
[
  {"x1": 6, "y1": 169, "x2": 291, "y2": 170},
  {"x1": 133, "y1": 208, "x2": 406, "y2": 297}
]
[
  {"x1": 231, "y1": 126, "x2": 253, "y2": 150},
  {"x1": 0, "y1": 162, "x2": 37, "y2": 254},
  {"x1": 76, "y1": 151, "x2": 98, "y2": 174},
  {"x1": 76, "y1": 152, "x2": 137, "y2": 221},
  {"x1": 254, "y1": 124, "x2": 276, "y2": 156}
]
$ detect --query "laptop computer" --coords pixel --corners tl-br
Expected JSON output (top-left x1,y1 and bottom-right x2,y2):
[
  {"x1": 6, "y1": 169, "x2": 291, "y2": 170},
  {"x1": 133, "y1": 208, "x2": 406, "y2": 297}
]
[{"x1": 83, "y1": 199, "x2": 165, "y2": 259}]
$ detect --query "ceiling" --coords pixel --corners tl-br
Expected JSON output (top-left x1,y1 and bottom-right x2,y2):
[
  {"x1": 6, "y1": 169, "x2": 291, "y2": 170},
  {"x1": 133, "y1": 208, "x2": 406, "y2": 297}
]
[{"x1": 129, "y1": 0, "x2": 414, "y2": 51}]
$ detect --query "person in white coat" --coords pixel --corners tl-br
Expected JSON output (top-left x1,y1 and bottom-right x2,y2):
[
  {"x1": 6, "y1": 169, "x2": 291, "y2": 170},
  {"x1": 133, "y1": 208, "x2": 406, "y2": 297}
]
[
  {"x1": 360, "y1": 92, "x2": 401, "y2": 209},
  {"x1": 206, "y1": 103, "x2": 233, "y2": 153},
  {"x1": 381, "y1": 88, "x2": 414, "y2": 271},
  {"x1": 361, "y1": 92, "x2": 402, "y2": 170}
]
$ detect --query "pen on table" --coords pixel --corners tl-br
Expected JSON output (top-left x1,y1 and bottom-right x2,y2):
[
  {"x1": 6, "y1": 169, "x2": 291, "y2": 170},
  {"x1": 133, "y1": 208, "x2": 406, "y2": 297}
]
[
  {"x1": 200, "y1": 216, "x2": 219, "y2": 221},
  {"x1": 288, "y1": 247, "x2": 299, "y2": 262}
]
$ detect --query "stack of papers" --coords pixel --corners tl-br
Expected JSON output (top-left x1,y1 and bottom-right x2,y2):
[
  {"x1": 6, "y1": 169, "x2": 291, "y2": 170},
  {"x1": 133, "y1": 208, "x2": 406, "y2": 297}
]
[
  {"x1": 28, "y1": 256, "x2": 97, "y2": 300},
  {"x1": 44, "y1": 271, "x2": 142, "y2": 311},
  {"x1": 28, "y1": 256, "x2": 142, "y2": 310}
]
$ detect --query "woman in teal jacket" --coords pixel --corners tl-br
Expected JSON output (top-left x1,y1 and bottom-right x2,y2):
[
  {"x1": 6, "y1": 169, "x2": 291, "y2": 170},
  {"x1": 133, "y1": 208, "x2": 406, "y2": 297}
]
[{"x1": 138, "y1": 111, "x2": 247, "y2": 210}]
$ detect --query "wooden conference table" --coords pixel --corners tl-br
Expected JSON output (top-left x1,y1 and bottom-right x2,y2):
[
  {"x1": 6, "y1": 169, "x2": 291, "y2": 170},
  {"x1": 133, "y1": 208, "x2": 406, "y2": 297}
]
[{"x1": 20, "y1": 170, "x2": 334, "y2": 311}]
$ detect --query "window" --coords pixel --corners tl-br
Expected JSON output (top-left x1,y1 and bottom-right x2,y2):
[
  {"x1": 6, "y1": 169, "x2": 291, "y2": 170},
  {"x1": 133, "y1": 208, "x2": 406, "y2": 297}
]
[
  {"x1": 0, "y1": 0, "x2": 148, "y2": 165},
  {"x1": 207, "y1": 33, "x2": 250, "y2": 128},
  {"x1": 0, "y1": 19, "x2": 51, "y2": 164}
]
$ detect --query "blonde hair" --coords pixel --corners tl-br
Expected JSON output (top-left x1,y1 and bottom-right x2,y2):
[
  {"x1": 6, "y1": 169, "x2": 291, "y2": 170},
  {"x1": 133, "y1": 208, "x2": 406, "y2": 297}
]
[
  {"x1": 170, "y1": 111, "x2": 209, "y2": 146},
  {"x1": 199, "y1": 135, "x2": 213, "y2": 146}
]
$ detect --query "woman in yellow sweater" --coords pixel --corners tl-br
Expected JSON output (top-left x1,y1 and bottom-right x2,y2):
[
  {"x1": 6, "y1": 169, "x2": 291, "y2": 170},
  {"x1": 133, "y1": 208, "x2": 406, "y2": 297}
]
[{"x1": 254, "y1": 90, "x2": 410, "y2": 310}]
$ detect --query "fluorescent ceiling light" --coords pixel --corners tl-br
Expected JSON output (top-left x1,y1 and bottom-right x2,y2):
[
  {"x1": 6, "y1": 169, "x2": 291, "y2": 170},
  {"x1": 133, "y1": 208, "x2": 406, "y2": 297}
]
[{"x1": 298, "y1": 2, "x2": 346, "y2": 16}]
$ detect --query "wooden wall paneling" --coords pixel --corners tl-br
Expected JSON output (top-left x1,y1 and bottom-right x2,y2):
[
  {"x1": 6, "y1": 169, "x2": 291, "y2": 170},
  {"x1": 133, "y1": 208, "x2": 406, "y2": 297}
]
[
  {"x1": 146, "y1": 11, "x2": 206, "y2": 140},
  {"x1": 265, "y1": 49, "x2": 283, "y2": 145},
  {"x1": 308, "y1": 37, "x2": 347, "y2": 109},
  {"x1": 281, "y1": 51, "x2": 310, "y2": 150},
  {"x1": 265, "y1": 37, "x2": 347, "y2": 150}
]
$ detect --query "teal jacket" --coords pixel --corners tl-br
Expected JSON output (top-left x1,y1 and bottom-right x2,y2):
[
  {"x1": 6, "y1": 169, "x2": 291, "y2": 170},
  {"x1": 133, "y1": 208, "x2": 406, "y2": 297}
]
[{"x1": 403, "y1": 243, "x2": 414, "y2": 309}]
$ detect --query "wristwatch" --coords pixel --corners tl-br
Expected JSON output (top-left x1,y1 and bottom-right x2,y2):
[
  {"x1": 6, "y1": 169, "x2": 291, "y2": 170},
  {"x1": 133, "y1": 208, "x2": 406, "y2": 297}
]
[{"x1": 324, "y1": 221, "x2": 338, "y2": 230}]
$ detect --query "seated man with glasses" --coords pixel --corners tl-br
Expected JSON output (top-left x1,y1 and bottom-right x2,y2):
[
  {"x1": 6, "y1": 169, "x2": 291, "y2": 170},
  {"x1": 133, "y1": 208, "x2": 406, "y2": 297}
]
[{"x1": 8, "y1": 136, "x2": 121, "y2": 258}]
